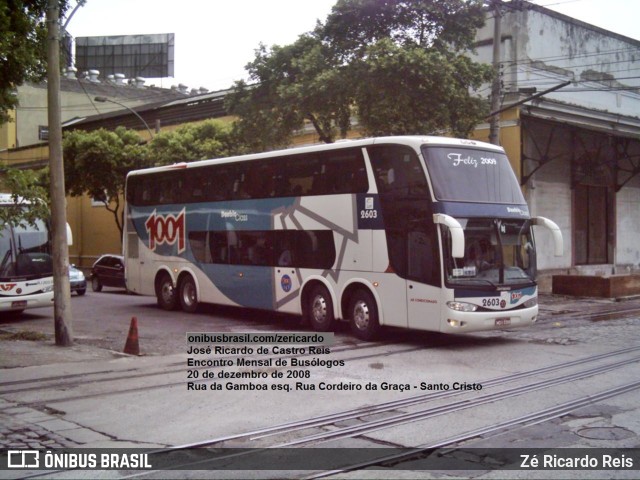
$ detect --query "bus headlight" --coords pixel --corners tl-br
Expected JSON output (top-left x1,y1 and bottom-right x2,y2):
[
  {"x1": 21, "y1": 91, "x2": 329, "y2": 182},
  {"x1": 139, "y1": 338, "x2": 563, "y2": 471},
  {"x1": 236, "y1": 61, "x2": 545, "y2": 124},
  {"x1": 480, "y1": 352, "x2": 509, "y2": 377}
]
[
  {"x1": 446, "y1": 301, "x2": 478, "y2": 312},
  {"x1": 524, "y1": 297, "x2": 538, "y2": 308}
]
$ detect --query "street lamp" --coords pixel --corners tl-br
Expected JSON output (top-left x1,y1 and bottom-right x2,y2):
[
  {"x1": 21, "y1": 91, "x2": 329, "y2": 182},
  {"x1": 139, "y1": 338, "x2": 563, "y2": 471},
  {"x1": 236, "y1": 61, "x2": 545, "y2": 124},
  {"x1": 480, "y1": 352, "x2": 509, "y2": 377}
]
[{"x1": 94, "y1": 96, "x2": 154, "y2": 139}]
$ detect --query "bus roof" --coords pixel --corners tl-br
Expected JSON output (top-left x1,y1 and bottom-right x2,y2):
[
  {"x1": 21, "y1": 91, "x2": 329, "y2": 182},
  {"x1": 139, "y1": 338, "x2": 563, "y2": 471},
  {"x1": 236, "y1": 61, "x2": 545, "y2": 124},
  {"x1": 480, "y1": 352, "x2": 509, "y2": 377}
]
[{"x1": 127, "y1": 136, "x2": 506, "y2": 178}]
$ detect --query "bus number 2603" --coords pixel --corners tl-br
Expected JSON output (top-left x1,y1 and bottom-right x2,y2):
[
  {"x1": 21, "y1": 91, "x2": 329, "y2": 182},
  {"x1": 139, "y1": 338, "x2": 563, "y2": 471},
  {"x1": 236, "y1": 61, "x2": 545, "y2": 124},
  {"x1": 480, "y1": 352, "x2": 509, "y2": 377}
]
[
  {"x1": 360, "y1": 209, "x2": 378, "y2": 219},
  {"x1": 482, "y1": 298, "x2": 502, "y2": 307}
]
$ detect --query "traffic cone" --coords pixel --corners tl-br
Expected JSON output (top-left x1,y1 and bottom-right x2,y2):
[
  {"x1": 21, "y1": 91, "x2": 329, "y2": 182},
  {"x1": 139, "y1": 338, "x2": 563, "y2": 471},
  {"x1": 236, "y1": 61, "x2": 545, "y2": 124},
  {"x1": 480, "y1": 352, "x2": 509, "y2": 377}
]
[{"x1": 124, "y1": 316, "x2": 140, "y2": 355}]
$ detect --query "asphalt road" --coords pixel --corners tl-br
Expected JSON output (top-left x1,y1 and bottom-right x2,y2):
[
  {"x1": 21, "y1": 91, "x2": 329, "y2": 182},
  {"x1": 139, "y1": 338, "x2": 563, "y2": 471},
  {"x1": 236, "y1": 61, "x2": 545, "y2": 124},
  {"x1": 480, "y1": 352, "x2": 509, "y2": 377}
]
[{"x1": 2, "y1": 290, "x2": 640, "y2": 478}]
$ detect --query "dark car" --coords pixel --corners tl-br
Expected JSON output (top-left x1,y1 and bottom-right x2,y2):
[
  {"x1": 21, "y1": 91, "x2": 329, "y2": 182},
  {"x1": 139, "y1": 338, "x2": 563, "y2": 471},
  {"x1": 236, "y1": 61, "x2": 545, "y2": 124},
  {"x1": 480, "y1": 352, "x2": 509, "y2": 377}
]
[
  {"x1": 90, "y1": 254, "x2": 127, "y2": 292},
  {"x1": 69, "y1": 265, "x2": 87, "y2": 296}
]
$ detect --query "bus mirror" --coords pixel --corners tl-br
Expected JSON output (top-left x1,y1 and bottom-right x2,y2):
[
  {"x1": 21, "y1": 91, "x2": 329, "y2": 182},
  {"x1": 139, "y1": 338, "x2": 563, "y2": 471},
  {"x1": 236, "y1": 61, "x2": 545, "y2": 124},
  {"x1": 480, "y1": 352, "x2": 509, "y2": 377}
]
[
  {"x1": 433, "y1": 214, "x2": 465, "y2": 258},
  {"x1": 532, "y1": 216, "x2": 563, "y2": 256},
  {"x1": 66, "y1": 223, "x2": 73, "y2": 246}
]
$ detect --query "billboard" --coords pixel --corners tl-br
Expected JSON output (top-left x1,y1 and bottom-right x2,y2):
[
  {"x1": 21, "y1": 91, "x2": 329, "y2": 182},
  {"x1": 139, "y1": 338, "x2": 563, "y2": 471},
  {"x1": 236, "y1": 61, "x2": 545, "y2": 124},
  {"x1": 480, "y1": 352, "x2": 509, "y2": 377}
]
[{"x1": 75, "y1": 33, "x2": 175, "y2": 79}]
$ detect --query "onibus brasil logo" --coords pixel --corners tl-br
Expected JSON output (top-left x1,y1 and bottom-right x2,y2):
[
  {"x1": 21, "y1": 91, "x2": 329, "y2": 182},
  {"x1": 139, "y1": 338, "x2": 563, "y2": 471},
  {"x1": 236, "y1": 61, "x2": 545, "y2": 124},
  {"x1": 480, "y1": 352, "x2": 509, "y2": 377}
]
[{"x1": 145, "y1": 208, "x2": 186, "y2": 253}]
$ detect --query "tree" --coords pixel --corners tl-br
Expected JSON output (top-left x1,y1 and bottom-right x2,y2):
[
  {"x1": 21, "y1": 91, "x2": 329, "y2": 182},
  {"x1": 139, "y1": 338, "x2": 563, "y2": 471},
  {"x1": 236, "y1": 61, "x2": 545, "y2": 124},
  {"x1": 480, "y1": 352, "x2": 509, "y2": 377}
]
[
  {"x1": 0, "y1": 167, "x2": 49, "y2": 228},
  {"x1": 63, "y1": 121, "x2": 238, "y2": 240},
  {"x1": 0, "y1": 0, "x2": 68, "y2": 125},
  {"x1": 146, "y1": 119, "x2": 240, "y2": 165},
  {"x1": 227, "y1": 34, "x2": 352, "y2": 151},
  {"x1": 351, "y1": 39, "x2": 491, "y2": 137},
  {"x1": 63, "y1": 127, "x2": 148, "y2": 240},
  {"x1": 227, "y1": 0, "x2": 492, "y2": 149},
  {"x1": 324, "y1": 0, "x2": 492, "y2": 138}
]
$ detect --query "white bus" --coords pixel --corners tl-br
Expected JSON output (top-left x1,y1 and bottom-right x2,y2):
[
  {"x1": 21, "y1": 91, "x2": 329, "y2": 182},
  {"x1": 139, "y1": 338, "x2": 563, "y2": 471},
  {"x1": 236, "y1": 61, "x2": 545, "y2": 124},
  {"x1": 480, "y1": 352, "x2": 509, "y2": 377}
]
[
  {"x1": 124, "y1": 136, "x2": 562, "y2": 340},
  {"x1": 0, "y1": 194, "x2": 55, "y2": 314}
]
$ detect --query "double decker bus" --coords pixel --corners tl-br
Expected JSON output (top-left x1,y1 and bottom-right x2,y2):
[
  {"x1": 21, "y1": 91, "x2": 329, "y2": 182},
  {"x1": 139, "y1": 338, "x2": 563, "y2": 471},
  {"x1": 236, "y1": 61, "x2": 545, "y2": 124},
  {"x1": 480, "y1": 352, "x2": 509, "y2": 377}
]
[
  {"x1": 124, "y1": 136, "x2": 562, "y2": 340},
  {"x1": 0, "y1": 194, "x2": 55, "y2": 314}
]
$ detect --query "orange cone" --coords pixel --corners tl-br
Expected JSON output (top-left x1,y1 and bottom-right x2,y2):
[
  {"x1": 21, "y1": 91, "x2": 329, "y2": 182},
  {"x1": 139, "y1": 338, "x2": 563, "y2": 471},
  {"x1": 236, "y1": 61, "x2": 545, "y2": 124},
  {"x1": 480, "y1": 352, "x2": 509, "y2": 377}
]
[{"x1": 124, "y1": 316, "x2": 140, "y2": 355}]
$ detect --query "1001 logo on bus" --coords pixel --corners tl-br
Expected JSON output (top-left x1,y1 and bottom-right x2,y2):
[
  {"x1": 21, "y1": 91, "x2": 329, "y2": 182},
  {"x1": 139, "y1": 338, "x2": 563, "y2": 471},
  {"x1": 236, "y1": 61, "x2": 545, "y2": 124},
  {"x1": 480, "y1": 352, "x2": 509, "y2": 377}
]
[{"x1": 145, "y1": 209, "x2": 186, "y2": 253}]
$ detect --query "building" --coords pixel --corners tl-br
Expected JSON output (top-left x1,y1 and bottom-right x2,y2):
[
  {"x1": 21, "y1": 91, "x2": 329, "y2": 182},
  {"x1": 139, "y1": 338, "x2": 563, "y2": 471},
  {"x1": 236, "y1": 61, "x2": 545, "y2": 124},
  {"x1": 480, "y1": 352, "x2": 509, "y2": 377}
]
[
  {"x1": 0, "y1": 71, "x2": 199, "y2": 266},
  {"x1": 470, "y1": 1, "x2": 640, "y2": 290},
  {"x1": 2, "y1": 1, "x2": 639, "y2": 290}
]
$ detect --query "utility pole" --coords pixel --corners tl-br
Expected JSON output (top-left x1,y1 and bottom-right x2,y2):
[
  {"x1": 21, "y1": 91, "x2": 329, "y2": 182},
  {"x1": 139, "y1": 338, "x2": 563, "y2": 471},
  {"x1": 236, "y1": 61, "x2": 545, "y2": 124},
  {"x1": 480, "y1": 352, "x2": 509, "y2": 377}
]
[
  {"x1": 47, "y1": 0, "x2": 73, "y2": 346},
  {"x1": 488, "y1": 0, "x2": 502, "y2": 146}
]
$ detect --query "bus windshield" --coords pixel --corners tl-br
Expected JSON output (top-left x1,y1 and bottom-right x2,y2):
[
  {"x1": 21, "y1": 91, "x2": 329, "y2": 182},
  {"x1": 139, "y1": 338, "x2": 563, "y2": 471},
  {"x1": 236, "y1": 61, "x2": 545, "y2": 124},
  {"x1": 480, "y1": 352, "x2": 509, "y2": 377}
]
[
  {"x1": 443, "y1": 218, "x2": 536, "y2": 288},
  {"x1": 0, "y1": 219, "x2": 52, "y2": 280},
  {"x1": 422, "y1": 146, "x2": 526, "y2": 205}
]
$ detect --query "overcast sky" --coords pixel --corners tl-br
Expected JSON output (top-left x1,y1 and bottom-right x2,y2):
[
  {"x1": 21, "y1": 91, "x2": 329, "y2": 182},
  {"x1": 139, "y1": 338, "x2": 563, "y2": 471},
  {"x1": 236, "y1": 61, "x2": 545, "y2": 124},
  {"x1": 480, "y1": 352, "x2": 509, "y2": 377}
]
[{"x1": 65, "y1": 0, "x2": 640, "y2": 92}]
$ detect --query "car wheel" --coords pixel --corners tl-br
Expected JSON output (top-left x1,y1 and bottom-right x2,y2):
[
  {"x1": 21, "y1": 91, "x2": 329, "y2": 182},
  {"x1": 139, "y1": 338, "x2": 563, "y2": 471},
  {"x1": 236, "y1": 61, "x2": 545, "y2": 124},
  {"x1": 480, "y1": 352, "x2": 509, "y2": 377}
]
[
  {"x1": 305, "y1": 285, "x2": 335, "y2": 332},
  {"x1": 349, "y1": 289, "x2": 380, "y2": 341},
  {"x1": 179, "y1": 275, "x2": 198, "y2": 313},
  {"x1": 91, "y1": 276, "x2": 102, "y2": 292},
  {"x1": 77, "y1": 289, "x2": 86, "y2": 296},
  {"x1": 155, "y1": 272, "x2": 178, "y2": 310}
]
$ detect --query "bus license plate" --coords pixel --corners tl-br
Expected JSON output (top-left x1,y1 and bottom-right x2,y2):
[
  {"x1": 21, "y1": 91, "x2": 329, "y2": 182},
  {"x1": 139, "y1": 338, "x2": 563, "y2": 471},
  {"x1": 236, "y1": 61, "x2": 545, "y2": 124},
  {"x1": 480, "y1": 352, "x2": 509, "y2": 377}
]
[
  {"x1": 495, "y1": 317, "x2": 511, "y2": 326},
  {"x1": 12, "y1": 301, "x2": 27, "y2": 309}
]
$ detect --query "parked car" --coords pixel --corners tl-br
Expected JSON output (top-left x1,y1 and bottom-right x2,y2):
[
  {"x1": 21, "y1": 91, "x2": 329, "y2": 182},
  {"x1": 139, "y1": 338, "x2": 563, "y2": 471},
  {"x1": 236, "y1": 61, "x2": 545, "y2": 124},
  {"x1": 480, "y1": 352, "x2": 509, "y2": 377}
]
[
  {"x1": 69, "y1": 265, "x2": 87, "y2": 296},
  {"x1": 90, "y1": 254, "x2": 127, "y2": 292}
]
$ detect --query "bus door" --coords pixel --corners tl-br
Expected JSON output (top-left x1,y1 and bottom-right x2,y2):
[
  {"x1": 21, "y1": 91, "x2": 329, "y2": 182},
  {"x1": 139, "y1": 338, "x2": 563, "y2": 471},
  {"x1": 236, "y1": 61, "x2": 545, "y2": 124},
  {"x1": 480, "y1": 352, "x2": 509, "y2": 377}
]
[
  {"x1": 406, "y1": 229, "x2": 441, "y2": 331},
  {"x1": 367, "y1": 143, "x2": 441, "y2": 331}
]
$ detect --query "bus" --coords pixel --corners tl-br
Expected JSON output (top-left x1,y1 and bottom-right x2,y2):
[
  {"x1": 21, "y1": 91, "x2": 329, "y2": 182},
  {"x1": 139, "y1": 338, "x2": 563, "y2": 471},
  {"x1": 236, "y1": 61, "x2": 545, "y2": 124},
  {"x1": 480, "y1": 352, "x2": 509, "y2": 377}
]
[
  {"x1": 124, "y1": 136, "x2": 562, "y2": 340},
  {"x1": 0, "y1": 194, "x2": 55, "y2": 314}
]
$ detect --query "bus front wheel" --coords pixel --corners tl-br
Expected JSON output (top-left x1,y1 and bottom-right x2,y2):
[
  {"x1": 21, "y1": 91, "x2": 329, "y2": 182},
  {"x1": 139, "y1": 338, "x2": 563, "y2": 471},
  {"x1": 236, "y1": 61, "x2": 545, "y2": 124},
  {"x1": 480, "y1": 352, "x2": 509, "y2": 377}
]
[
  {"x1": 156, "y1": 273, "x2": 178, "y2": 311},
  {"x1": 306, "y1": 285, "x2": 335, "y2": 332},
  {"x1": 349, "y1": 289, "x2": 380, "y2": 341},
  {"x1": 178, "y1": 275, "x2": 198, "y2": 313}
]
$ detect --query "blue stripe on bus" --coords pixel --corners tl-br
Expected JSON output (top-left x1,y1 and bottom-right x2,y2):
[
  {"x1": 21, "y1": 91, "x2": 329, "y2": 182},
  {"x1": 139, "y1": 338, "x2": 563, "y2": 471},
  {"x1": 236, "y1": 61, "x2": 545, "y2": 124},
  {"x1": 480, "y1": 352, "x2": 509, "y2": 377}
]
[
  {"x1": 454, "y1": 286, "x2": 536, "y2": 298},
  {"x1": 433, "y1": 201, "x2": 530, "y2": 219},
  {"x1": 129, "y1": 198, "x2": 297, "y2": 309}
]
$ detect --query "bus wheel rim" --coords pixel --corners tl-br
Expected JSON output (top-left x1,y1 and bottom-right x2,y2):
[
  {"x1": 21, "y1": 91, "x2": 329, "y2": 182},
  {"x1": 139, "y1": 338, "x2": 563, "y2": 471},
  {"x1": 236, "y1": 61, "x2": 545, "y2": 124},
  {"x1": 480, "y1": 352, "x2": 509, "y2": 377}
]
[
  {"x1": 161, "y1": 282, "x2": 174, "y2": 303},
  {"x1": 353, "y1": 300, "x2": 370, "y2": 330},
  {"x1": 183, "y1": 282, "x2": 196, "y2": 306},
  {"x1": 312, "y1": 295, "x2": 327, "y2": 322}
]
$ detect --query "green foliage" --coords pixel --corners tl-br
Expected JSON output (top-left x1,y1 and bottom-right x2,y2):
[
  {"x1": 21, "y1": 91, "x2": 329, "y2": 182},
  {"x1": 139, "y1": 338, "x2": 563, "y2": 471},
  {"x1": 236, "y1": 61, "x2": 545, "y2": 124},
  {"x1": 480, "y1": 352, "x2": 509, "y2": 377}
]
[
  {"x1": 63, "y1": 121, "x2": 238, "y2": 239},
  {"x1": 227, "y1": 34, "x2": 352, "y2": 151},
  {"x1": 322, "y1": 0, "x2": 486, "y2": 55},
  {"x1": 0, "y1": 167, "x2": 50, "y2": 228},
  {"x1": 0, "y1": 0, "x2": 69, "y2": 124},
  {"x1": 227, "y1": 0, "x2": 491, "y2": 149},
  {"x1": 147, "y1": 119, "x2": 239, "y2": 165},
  {"x1": 353, "y1": 39, "x2": 491, "y2": 137},
  {"x1": 63, "y1": 127, "x2": 148, "y2": 238}
]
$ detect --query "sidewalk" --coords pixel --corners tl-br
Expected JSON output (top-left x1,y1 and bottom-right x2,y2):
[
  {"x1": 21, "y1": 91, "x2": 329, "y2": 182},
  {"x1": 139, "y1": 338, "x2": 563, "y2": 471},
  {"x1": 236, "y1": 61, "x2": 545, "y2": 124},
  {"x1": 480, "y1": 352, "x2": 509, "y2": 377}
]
[{"x1": 0, "y1": 340, "x2": 149, "y2": 450}]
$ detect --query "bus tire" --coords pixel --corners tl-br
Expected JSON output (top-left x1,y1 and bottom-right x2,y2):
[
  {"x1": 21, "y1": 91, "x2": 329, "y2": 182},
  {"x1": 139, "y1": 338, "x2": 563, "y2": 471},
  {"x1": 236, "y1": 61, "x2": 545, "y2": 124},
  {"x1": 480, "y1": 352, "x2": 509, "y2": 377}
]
[
  {"x1": 349, "y1": 289, "x2": 380, "y2": 341},
  {"x1": 178, "y1": 275, "x2": 198, "y2": 313},
  {"x1": 156, "y1": 272, "x2": 178, "y2": 311},
  {"x1": 306, "y1": 285, "x2": 335, "y2": 332}
]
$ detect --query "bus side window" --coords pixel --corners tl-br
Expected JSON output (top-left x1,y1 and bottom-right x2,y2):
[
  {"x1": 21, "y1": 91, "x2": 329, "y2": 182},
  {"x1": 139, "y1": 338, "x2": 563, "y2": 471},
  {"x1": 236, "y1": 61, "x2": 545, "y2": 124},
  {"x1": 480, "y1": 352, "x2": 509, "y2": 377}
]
[
  {"x1": 368, "y1": 144, "x2": 440, "y2": 286},
  {"x1": 188, "y1": 232, "x2": 208, "y2": 263},
  {"x1": 209, "y1": 232, "x2": 229, "y2": 264}
]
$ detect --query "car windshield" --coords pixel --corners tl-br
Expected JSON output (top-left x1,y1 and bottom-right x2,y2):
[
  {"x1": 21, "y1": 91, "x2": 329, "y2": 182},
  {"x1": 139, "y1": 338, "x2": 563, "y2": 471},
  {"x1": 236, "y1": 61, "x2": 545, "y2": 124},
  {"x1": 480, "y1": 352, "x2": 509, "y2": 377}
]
[{"x1": 442, "y1": 218, "x2": 536, "y2": 288}]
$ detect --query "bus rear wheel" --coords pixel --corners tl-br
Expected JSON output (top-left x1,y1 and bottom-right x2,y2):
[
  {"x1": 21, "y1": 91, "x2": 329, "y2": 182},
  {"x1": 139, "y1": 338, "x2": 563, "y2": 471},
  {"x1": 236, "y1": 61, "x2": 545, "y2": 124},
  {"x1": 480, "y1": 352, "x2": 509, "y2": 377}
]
[
  {"x1": 306, "y1": 285, "x2": 335, "y2": 332},
  {"x1": 349, "y1": 289, "x2": 380, "y2": 341},
  {"x1": 156, "y1": 273, "x2": 178, "y2": 311},
  {"x1": 178, "y1": 275, "x2": 198, "y2": 313}
]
